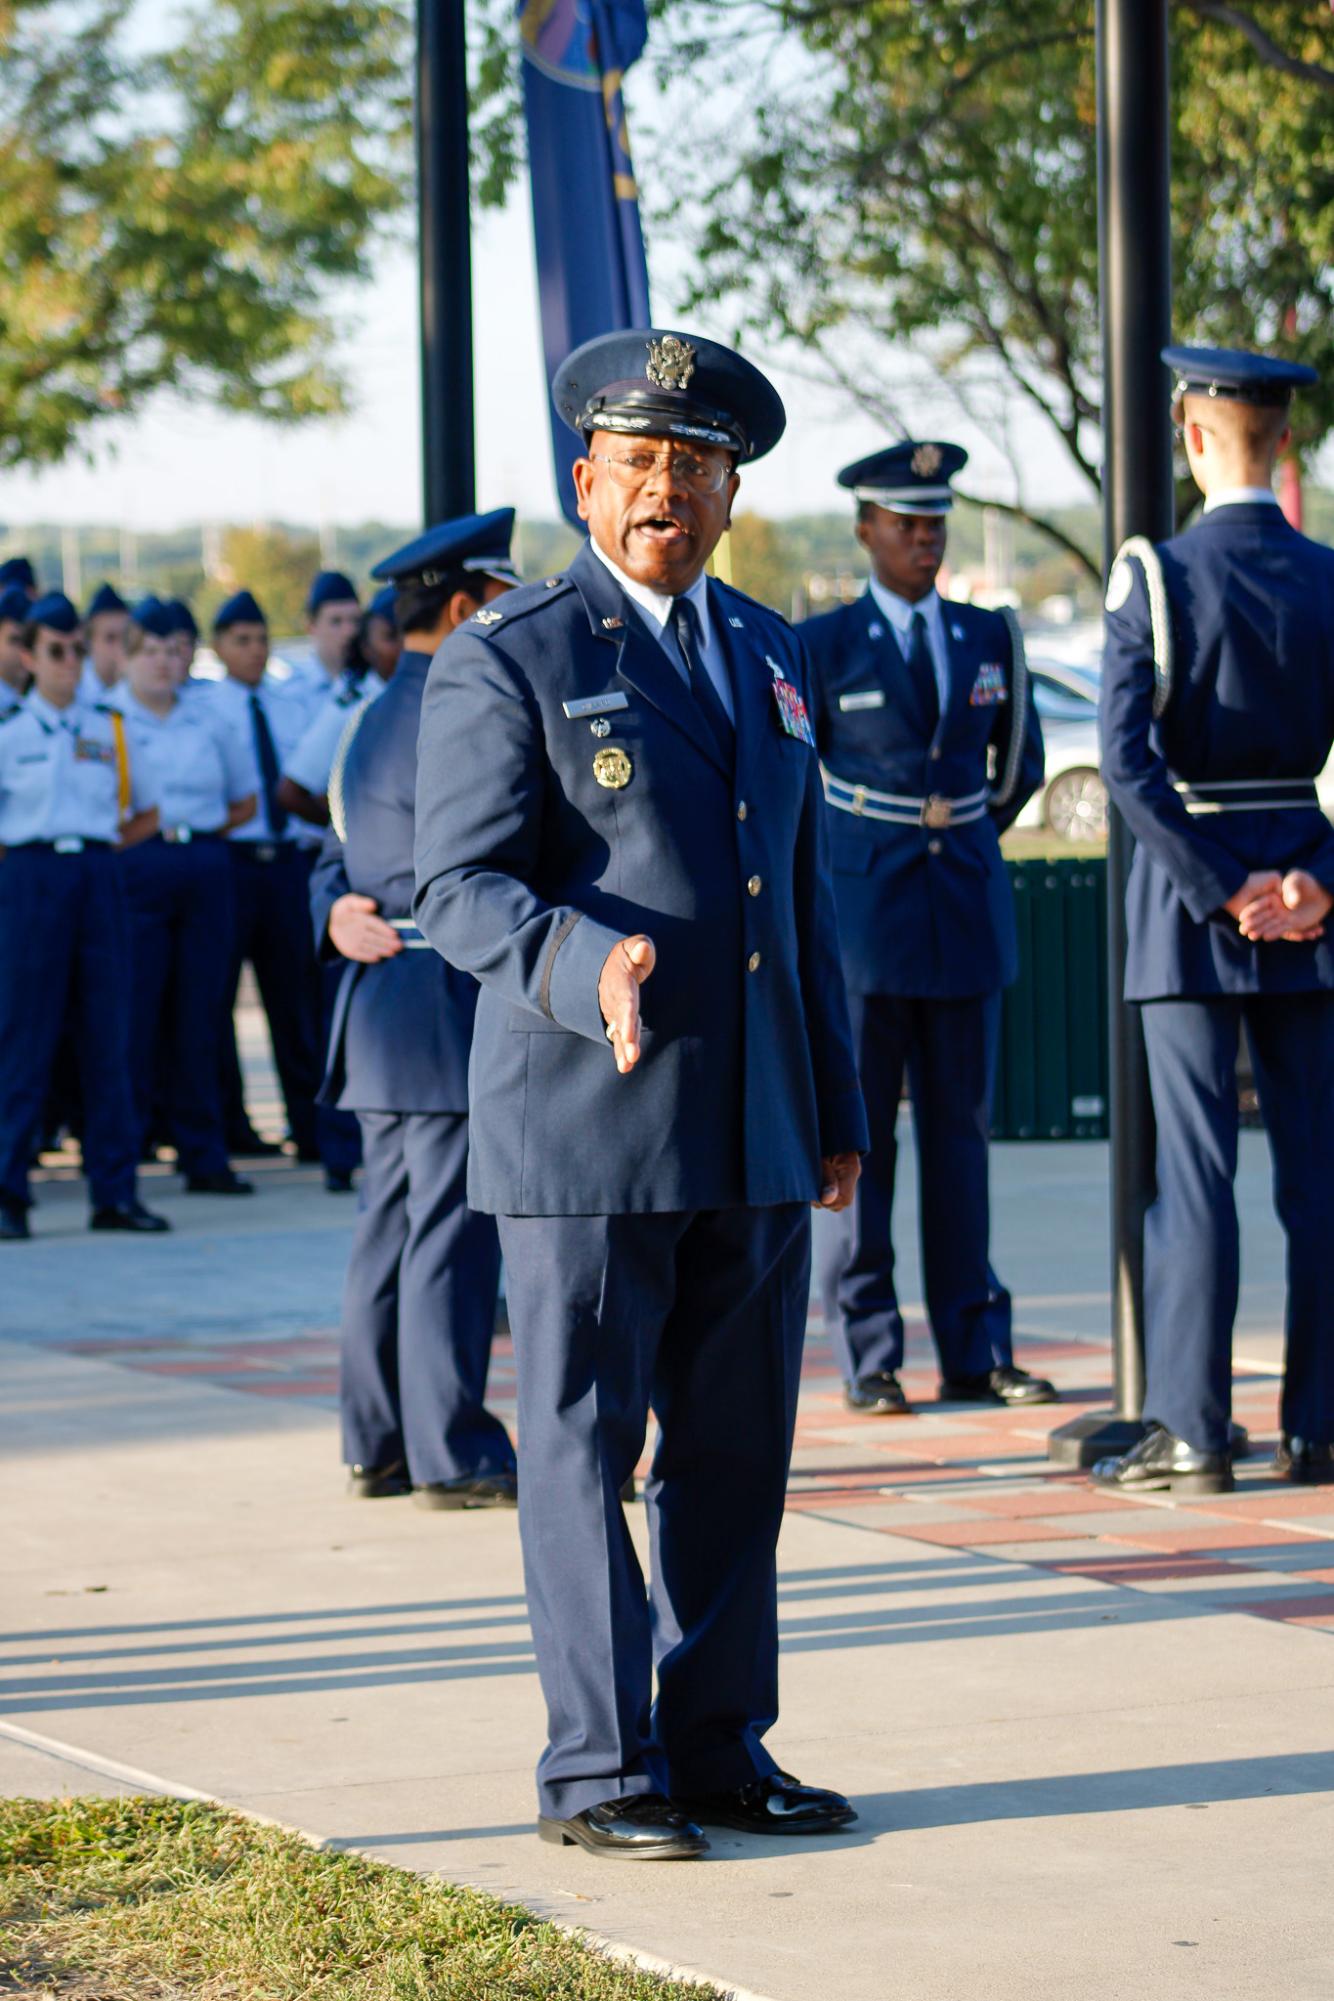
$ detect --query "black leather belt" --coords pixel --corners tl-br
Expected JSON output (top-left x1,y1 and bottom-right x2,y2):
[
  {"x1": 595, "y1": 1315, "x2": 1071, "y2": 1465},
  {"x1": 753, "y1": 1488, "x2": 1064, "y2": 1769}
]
[
  {"x1": 14, "y1": 838, "x2": 111, "y2": 854},
  {"x1": 230, "y1": 842, "x2": 297, "y2": 863}
]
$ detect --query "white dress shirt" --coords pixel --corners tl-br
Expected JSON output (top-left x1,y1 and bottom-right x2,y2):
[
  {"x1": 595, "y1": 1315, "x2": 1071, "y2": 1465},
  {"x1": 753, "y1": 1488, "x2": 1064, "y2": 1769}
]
[
  {"x1": 1201, "y1": 486, "x2": 1280, "y2": 515},
  {"x1": 114, "y1": 686, "x2": 253, "y2": 834},
  {"x1": 0, "y1": 692, "x2": 153, "y2": 844},
  {"x1": 866, "y1": 576, "x2": 952, "y2": 711},
  {"x1": 591, "y1": 540, "x2": 735, "y2": 723}
]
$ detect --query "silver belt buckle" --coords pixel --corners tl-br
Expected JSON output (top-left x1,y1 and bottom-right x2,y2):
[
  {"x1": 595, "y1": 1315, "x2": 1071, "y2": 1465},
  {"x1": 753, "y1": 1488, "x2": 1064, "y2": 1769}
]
[
  {"x1": 53, "y1": 837, "x2": 85, "y2": 855},
  {"x1": 169, "y1": 825, "x2": 193, "y2": 845},
  {"x1": 922, "y1": 795, "x2": 953, "y2": 830}
]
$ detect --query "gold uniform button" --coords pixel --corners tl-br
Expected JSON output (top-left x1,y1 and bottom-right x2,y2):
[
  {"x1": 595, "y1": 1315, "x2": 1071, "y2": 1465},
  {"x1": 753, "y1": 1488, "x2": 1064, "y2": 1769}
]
[
  {"x1": 747, "y1": 875, "x2": 762, "y2": 897},
  {"x1": 747, "y1": 951, "x2": 762, "y2": 973},
  {"x1": 736, "y1": 801, "x2": 748, "y2": 821},
  {"x1": 927, "y1": 839, "x2": 943, "y2": 855}
]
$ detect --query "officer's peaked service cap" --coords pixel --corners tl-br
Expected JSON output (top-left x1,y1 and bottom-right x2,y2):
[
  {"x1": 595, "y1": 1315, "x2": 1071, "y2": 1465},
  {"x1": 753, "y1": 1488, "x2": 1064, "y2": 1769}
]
[
  {"x1": 307, "y1": 569, "x2": 360, "y2": 616},
  {"x1": 0, "y1": 586, "x2": 30, "y2": 625},
  {"x1": 554, "y1": 329, "x2": 787, "y2": 465},
  {"x1": 0, "y1": 556, "x2": 36, "y2": 593},
  {"x1": 85, "y1": 581, "x2": 127, "y2": 619},
  {"x1": 371, "y1": 509, "x2": 520, "y2": 590},
  {"x1": 28, "y1": 592, "x2": 80, "y2": 634},
  {"x1": 1164, "y1": 345, "x2": 1318, "y2": 414},
  {"x1": 839, "y1": 440, "x2": 968, "y2": 516},
  {"x1": 213, "y1": 589, "x2": 267, "y2": 632}
]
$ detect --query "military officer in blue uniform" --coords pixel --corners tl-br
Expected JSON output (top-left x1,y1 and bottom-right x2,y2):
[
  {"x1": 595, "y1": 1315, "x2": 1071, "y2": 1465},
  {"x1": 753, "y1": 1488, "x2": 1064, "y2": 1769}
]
[
  {"x1": 310, "y1": 513, "x2": 521, "y2": 1507},
  {"x1": 803, "y1": 443, "x2": 1051, "y2": 1418},
  {"x1": 0, "y1": 594, "x2": 169, "y2": 1240},
  {"x1": 414, "y1": 329, "x2": 868, "y2": 1860},
  {"x1": 0, "y1": 587, "x2": 30, "y2": 715},
  {"x1": 1095, "y1": 346, "x2": 1334, "y2": 1495},
  {"x1": 114, "y1": 605, "x2": 257, "y2": 1195}
]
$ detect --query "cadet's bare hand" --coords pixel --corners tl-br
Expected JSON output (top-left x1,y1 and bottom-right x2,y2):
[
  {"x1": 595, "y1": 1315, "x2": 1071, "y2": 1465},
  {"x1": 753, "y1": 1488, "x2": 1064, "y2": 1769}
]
[
  {"x1": 1271, "y1": 869, "x2": 1332, "y2": 942},
  {"x1": 815, "y1": 1152, "x2": 861, "y2": 1213},
  {"x1": 1223, "y1": 870, "x2": 1283, "y2": 938},
  {"x1": 599, "y1": 934, "x2": 656, "y2": 1074},
  {"x1": 329, "y1": 893, "x2": 404, "y2": 964}
]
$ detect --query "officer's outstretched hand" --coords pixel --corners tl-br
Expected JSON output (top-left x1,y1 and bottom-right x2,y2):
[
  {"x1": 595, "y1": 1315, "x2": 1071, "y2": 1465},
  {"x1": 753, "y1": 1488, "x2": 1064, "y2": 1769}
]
[
  {"x1": 329, "y1": 893, "x2": 404, "y2": 964},
  {"x1": 599, "y1": 934, "x2": 656, "y2": 1075},
  {"x1": 815, "y1": 1152, "x2": 861, "y2": 1213}
]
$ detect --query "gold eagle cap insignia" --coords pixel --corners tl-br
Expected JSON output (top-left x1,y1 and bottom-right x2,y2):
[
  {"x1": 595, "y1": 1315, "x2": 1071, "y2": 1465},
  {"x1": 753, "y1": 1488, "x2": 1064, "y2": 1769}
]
[
  {"x1": 911, "y1": 443, "x2": 943, "y2": 477},
  {"x1": 645, "y1": 335, "x2": 696, "y2": 391}
]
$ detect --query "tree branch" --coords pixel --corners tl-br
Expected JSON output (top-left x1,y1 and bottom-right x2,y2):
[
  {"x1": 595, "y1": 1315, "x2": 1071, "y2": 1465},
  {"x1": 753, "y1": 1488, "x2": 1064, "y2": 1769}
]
[
  {"x1": 1176, "y1": 1, "x2": 1334, "y2": 91},
  {"x1": 953, "y1": 491, "x2": 1102, "y2": 582}
]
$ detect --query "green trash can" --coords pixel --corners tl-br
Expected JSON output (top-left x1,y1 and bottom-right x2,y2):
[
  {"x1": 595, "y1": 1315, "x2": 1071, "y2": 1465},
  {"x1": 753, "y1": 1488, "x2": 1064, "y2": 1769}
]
[{"x1": 992, "y1": 858, "x2": 1109, "y2": 1140}]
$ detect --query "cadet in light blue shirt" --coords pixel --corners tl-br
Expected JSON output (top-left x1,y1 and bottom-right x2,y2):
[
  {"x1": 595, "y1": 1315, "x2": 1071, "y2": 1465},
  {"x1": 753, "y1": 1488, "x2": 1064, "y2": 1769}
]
[
  {"x1": 0, "y1": 593, "x2": 169, "y2": 1240},
  {"x1": 115, "y1": 610, "x2": 258, "y2": 1196}
]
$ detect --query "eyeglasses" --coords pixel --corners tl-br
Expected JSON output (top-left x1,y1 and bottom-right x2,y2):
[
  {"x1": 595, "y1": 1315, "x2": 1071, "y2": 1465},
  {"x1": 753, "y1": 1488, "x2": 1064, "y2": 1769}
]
[
  {"x1": 40, "y1": 639, "x2": 82, "y2": 663},
  {"x1": 590, "y1": 450, "x2": 731, "y2": 496}
]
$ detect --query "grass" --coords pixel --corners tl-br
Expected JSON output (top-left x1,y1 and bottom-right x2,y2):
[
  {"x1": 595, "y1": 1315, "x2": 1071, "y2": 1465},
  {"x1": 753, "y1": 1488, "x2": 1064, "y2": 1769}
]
[
  {"x1": 1000, "y1": 829, "x2": 1107, "y2": 863},
  {"x1": 0, "y1": 1797, "x2": 722, "y2": 2001}
]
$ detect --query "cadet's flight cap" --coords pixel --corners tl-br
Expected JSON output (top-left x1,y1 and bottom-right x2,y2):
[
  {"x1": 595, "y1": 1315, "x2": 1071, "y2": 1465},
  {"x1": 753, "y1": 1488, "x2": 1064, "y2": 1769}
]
[
  {"x1": 0, "y1": 585, "x2": 30, "y2": 625},
  {"x1": 213, "y1": 589, "x2": 267, "y2": 632},
  {"x1": 838, "y1": 441, "x2": 968, "y2": 516},
  {"x1": 366, "y1": 583, "x2": 398, "y2": 620},
  {"x1": 1164, "y1": 345, "x2": 1318, "y2": 420},
  {"x1": 158, "y1": 600, "x2": 199, "y2": 639},
  {"x1": 370, "y1": 509, "x2": 520, "y2": 590},
  {"x1": 129, "y1": 594, "x2": 163, "y2": 628},
  {"x1": 0, "y1": 556, "x2": 37, "y2": 595},
  {"x1": 554, "y1": 328, "x2": 786, "y2": 465},
  {"x1": 28, "y1": 592, "x2": 80, "y2": 634},
  {"x1": 307, "y1": 569, "x2": 360, "y2": 617},
  {"x1": 136, "y1": 604, "x2": 177, "y2": 640},
  {"x1": 85, "y1": 581, "x2": 128, "y2": 620}
]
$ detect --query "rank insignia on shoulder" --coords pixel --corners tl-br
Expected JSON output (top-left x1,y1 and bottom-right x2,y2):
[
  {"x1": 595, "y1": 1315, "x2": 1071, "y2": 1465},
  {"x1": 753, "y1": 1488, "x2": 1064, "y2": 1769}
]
[
  {"x1": 474, "y1": 608, "x2": 504, "y2": 625},
  {"x1": 601, "y1": 615, "x2": 624, "y2": 631},
  {"x1": 969, "y1": 661, "x2": 1009, "y2": 707},
  {"x1": 593, "y1": 747, "x2": 633, "y2": 789}
]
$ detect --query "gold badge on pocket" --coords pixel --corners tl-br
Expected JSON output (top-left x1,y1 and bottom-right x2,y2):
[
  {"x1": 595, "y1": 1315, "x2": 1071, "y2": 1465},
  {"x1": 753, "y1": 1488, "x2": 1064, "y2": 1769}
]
[{"x1": 593, "y1": 747, "x2": 632, "y2": 789}]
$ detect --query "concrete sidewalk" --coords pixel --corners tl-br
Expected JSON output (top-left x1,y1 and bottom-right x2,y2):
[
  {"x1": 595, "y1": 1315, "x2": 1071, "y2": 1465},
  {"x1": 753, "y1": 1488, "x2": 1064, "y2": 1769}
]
[{"x1": 3, "y1": 1139, "x2": 1332, "y2": 2000}]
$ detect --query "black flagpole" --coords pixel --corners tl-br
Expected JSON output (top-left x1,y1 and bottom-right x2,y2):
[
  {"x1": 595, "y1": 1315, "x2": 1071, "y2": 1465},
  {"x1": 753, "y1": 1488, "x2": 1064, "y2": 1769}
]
[{"x1": 418, "y1": 0, "x2": 476, "y2": 523}]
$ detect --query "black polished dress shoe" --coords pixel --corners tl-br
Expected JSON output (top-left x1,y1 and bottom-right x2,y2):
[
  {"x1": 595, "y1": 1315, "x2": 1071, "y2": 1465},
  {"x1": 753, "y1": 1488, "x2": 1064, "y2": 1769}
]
[
  {"x1": 939, "y1": 1364, "x2": 1058, "y2": 1407},
  {"x1": 228, "y1": 1132, "x2": 284, "y2": 1158},
  {"x1": 89, "y1": 1201, "x2": 171, "y2": 1234},
  {"x1": 184, "y1": 1170, "x2": 255, "y2": 1196},
  {"x1": 674, "y1": 1772, "x2": 857, "y2": 1836},
  {"x1": 845, "y1": 1370, "x2": 912, "y2": 1415},
  {"x1": 347, "y1": 1459, "x2": 412, "y2": 1499},
  {"x1": 1275, "y1": 1436, "x2": 1334, "y2": 1485},
  {"x1": 1091, "y1": 1423, "x2": 1232, "y2": 1496},
  {"x1": 539, "y1": 1793, "x2": 708, "y2": 1859},
  {"x1": 0, "y1": 1204, "x2": 30, "y2": 1242},
  {"x1": 324, "y1": 1169, "x2": 355, "y2": 1194},
  {"x1": 413, "y1": 1471, "x2": 518, "y2": 1511}
]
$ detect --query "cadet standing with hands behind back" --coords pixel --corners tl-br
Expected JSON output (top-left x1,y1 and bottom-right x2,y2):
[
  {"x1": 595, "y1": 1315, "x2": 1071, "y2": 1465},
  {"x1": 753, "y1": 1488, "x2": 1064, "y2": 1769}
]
[{"x1": 414, "y1": 329, "x2": 867, "y2": 1860}]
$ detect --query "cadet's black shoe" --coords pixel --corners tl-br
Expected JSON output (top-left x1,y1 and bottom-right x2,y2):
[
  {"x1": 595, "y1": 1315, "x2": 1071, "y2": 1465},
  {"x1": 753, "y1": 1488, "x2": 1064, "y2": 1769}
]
[
  {"x1": 674, "y1": 1772, "x2": 857, "y2": 1837},
  {"x1": 538, "y1": 1794, "x2": 708, "y2": 1860},
  {"x1": 324, "y1": 1169, "x2": 355, "y2": 1194},
  {"x1": 0, "y1": 1204, "x2": 30, "y2": 1242},
  {"x1": 413, "y1": 1472, "x2": 518, "y2": 1511},
  {"x1": 229, "y1": 1132, "x2": 284, "y2": 1158},
  {"x1": 845, "y1": 1370, "x2": 912, "y2": 1415},
  {"x1": 939, "y1": 1364, "x2": 1058, "y2": 1407},
  {"x1": 89, "y1": 1201, "x2": 171, "y2": 1234},
  {"x1": 1275, "y1": 1436, "x2": 1334, "y2": 1485},
  {"x1": 1091, "y1": 1423, "x2": 1232, "y2": 1496},
  {"x1": 184, "y1": 1171, "x2": 255, "y2": 1196},
  {"x1": 347, "y1": 1459, "x2": 412, "y2": 1499}
]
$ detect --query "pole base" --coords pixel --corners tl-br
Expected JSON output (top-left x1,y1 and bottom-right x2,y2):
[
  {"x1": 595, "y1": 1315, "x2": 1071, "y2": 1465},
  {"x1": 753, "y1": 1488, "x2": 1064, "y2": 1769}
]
[
  {"x1": 1047, "y1": 1410, "x2": 1145, "y2": 1469},
  {"x1": 1048, "y1": 1412, "x2": 1251, "y2": 1468}
]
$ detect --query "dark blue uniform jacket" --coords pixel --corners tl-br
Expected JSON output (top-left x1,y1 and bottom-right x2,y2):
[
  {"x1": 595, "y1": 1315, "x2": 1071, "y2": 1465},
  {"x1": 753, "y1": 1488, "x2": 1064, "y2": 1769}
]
[
  {"x1": 1101, "y1": 504, "x2": 1334, "y2": 1000},
  {"x1": 311, "y1": 649, "x2": 477, "y2": 1113},
  {"x1": 412, "y1": 541, "x2": 868, "y2": 1216},
  {"x1": 803, "y1": 594, "x2": 1043, "y2": 997}
]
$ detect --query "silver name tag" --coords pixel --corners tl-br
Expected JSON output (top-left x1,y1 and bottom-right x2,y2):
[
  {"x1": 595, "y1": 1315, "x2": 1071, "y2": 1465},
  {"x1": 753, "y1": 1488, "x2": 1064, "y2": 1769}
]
[
  {"x1": 563, "y1": 692, "x2": 631, "y2": 721},
  {"x1": 839, "y1": 689, "x2": 886, "y2": 712}
]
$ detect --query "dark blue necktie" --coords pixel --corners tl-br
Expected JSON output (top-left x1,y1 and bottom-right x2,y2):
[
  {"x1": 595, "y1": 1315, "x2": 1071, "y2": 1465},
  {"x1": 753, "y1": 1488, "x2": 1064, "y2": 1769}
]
[
  {"x1": 249, "y1": 691, "x2": 288, "y2": 837},
  {"x1": 903, "y1": 608, "x2": 939, "y2": 727},
  {"x1": 675, "y1": 597, "x2": 735, "y2": 764}
]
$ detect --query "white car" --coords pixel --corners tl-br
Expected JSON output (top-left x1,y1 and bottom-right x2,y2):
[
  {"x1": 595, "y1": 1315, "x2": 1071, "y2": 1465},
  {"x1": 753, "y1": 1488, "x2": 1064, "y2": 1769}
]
[{"x1": 1014, "y1": 659, "x2": 1108, "y2": 841}]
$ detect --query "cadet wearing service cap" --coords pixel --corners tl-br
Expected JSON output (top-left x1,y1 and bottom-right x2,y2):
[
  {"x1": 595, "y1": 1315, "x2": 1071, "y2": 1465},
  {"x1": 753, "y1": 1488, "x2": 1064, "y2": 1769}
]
[
  {"x1": 803, "y1": 442, "x2": 1051, "y2": 1418},
  {"x1": 414, "y1": 330, "x2": 868, "y2": 1860},
  {"x1": 309, "y1": 510, "x2": 520, "y2": 1507},
  {"x1": 1096, "y1": 344, "x2": 1334, "y2": 1496}
]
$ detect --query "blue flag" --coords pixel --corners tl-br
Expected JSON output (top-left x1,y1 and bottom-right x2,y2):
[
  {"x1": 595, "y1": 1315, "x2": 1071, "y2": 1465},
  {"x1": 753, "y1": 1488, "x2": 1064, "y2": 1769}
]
[{"x1": 518, "y1": 0, "x2": 653, "y2": 528}]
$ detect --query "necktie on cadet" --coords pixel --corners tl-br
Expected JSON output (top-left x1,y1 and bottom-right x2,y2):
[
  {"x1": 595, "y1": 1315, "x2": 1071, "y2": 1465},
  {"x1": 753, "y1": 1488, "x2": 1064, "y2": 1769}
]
[
  {"x1": 904, "y1": 607, "x2": 939, "y2": 729},
  {"x1": 249, "y1": 691, "x2": 288, "y2": 837},
  {"x1": 674, "y1": 596, "x2": 735, "y2": 765}
]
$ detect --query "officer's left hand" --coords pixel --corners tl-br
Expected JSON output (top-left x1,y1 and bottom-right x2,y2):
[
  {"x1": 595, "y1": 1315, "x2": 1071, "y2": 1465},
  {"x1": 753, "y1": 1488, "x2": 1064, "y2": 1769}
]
[
  {"x1": 815, "y1": 1153, "x2": 861, "y2": 1212},
  {"x1": 1238, "y1": 869, "x2": 1332, "y2": 943},
  {"x1": 329, "y1": 893, "x2": 404, "y2": 963}
]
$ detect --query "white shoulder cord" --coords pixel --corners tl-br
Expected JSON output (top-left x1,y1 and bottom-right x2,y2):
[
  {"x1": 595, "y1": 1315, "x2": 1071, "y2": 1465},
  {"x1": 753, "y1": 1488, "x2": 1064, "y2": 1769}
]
[
  {"x1": 1107, "y1": 536, "x2": 1174, "y2": 718},
  {"x1": 991, "y1": 605, "x2": 1030, "y2": 809}
]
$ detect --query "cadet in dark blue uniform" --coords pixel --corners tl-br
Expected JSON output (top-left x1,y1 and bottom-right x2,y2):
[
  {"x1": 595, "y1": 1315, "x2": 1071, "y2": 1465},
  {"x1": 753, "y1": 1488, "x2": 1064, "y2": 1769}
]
[
  {"x1": 803, "y1": 445, "x2": 1051, "y2": 1417},
  {"x1": 414, "y1": 330, "x2": 868, "y2": 1860},
  {"x1": 1095, "y1": 346, "x2": 1334, "y2": 1495},
  {"x1": 310, "y1": 512, "x2": 520, "y2": 1506},
  {"x1": 0, "y1": 594, "x2": 168, "y2": 1240}
]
